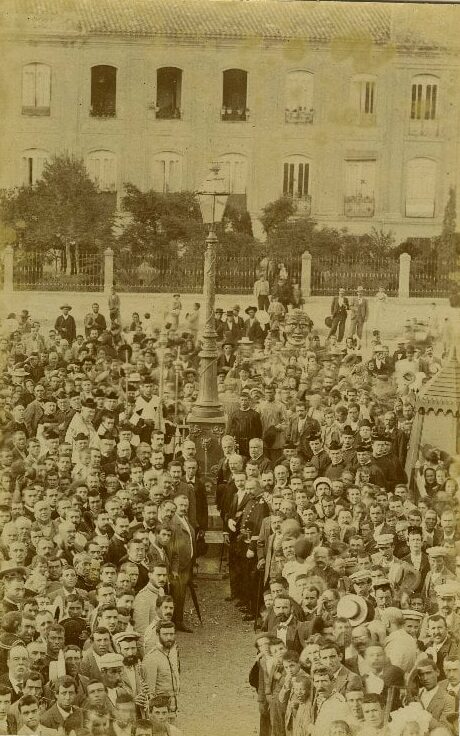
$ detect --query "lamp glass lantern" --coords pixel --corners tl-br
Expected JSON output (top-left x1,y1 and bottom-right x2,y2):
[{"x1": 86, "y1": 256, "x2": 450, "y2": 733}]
[{"x1": 197, "y1": 164, "x2": 229, "y2": 227}]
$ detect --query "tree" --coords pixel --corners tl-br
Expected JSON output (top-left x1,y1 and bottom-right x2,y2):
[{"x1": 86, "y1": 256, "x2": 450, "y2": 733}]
[
  {"x1": 260, "y1": 196, "x2": 296, "y2": 235},
  {"x1": 0, "y1": 154, "x2": 114, "y2": 274},
  {"x1": 117, "y1": 185, "x2": 205, "y2": 255}
]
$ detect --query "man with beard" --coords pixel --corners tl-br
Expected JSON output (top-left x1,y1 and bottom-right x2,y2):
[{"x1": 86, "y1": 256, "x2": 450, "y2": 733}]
[
  {"x1": 113, "y1": 631, "x2": 149, "y2": 711},
  {"x1": 143, "y1": 620, "x2": 180, "y2": 716},
  {"x1": 268, "y1": 595, "x2": 301, "y2": 654},
  {"x1": 107, "y1": 516, "x2": 130, "y2": 566},
  {"x1": 99, "y1": 653, "x2": 131, "y2": 716},
  {"x1": 227, "y1": 391, "x2": 263, "y2": 459}
]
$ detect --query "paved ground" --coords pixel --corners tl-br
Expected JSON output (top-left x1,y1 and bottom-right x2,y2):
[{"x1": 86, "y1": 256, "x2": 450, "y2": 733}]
[{"x1": 176, "y1": 578, "x2": 259, "y2": 736}]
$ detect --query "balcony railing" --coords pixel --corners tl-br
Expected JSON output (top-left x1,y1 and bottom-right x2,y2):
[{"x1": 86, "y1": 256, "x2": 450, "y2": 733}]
[
  {"x1": 90, "y1": 106, "x2": 116, "y2": 119},
  {"x1": 408, "y1": 118, "x2": 439, "y2": 137},
  {"x1": 285, "y1": 107, "x2": 314, "y2": 124},
  {"x1": 285, "y1": 194, "x2": 312, "y2": 217},
  {"x1": 150, "y1": 104, "x2": 182, "y2": 120},
  {"x1": 344, "y1": 195, "x2": 375, "y2": 217},
  {"x1": 221, "y1": 108, "x2": 249, "y2": 122},
  {"x1": 22, "y1": 106, "x2": 50, "y2": 117}
]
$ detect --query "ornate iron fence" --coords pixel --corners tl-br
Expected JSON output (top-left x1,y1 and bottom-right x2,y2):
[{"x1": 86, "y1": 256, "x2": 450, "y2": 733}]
[
  {"x1": 311, "y1": 252, "x2": 399, "y2": 296},
  {"x1": 410, "y1": 253, "x2": 457, "y2": 297},
  {"x1": 13, "y1": 249, "x2": 103, "y2": 291},
  {"x1": 115, "y1": 251, "x2": 301, "y2": 294}
]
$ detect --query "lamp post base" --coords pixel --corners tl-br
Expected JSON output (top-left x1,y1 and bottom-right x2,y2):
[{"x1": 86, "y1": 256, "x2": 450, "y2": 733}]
[{"x1": 187, "y1": 413, "x2": 226, "y2": 483}]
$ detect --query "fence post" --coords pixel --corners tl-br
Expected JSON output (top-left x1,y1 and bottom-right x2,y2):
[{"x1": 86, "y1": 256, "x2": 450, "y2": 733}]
[
  {"x1": 3, "y1": 245, "x2": 14, "y2": 295},
  {"x1": 399, "y1": 252, "x2": 411, "y2": 299},
  {"x1": 301, "y1": 250, "x2": 312, "y2": 298},
  {"x1": 103, "y1": 247, "x2": 114, "y2": 294}
]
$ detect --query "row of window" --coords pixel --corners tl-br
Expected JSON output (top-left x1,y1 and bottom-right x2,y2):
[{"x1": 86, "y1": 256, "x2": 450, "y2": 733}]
[
  {"x1": 21, "y1": 149, "x2": 439, "y2": 219},
  {"x1": 21, "y1": 63, "x2": 440, "y2": 126}
]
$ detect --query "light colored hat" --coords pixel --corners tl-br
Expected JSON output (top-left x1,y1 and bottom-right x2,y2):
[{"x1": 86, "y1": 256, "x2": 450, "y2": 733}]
[
  {"x1": 375, "y1": 533, "x2": 394, "y2": 546},
  {"x1": 427, "y1": 546, "x2": 448, "y2": 558},
  {"x1": 336, "y1": 594, "x2": 368, "y2": 627},
  {"x1": 0, "y1": 562, "x2": 27, "y2": 579},
  {"x1": 349, "y1": 570, "x2": 372, "y2": 583},
  {"x1": 99, "y1": 653, "x2": 124, "y2": 669},
  {"x1": 402, "y1": 609, "x2": 424, "y2": 622},
  {"x1": 113, "y1": 631, "x2": 140, "y2": 648},
  {"x1": 435, "y1": 582, "x2": 460, "y2": 598},
  {"x1": 313, "y1": 477, "x2": 332, "y2": 491}
]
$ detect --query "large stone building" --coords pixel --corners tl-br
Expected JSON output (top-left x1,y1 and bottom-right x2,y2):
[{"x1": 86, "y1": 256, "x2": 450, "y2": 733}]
[{"x1": 1, "y1": 0, "x2": 460, "y2": 239}]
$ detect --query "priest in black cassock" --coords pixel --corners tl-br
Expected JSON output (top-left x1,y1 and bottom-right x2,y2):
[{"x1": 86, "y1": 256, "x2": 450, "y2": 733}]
[{"x1": 226, "y1": 390, "x2": 263, "y2": 458}]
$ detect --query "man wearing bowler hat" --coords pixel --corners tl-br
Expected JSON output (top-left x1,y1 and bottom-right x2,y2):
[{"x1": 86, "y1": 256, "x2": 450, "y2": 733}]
[
  {"x1": 348, "y1": 286, "x2": 368, "y2": 344},
  {"x1": 54, "y1": 304, "x2": 76, "y2": 343}
]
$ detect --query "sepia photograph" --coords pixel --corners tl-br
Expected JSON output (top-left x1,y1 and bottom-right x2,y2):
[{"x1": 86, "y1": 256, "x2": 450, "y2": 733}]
[{"x1": 0, "y1": 0, "x2": 459, "y2": 735}]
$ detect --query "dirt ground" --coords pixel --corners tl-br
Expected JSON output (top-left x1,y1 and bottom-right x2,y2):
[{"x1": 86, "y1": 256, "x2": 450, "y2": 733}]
[{"x1": 175, "y1": 578, "x2": 259, "y2": 736}]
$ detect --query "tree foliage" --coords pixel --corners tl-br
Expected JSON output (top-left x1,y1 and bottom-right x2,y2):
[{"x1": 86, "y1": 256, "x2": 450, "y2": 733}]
[
  {"x1": 0, "y1": 154, "x2": 114, "y2": 251},
  {"x1": 117, "y1": 185, "x2": 260, "y2": 257},
  {"x1": 260, "y1": 196, "x2": 397, "y2": 261}
]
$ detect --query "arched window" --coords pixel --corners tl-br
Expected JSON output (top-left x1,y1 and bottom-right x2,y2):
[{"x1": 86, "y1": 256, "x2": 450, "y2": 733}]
[
  {"x1": 215, "y1": 154, "x2": 247, "y2": 194},
  {"x1": 405, "y1": 158, "x2": 437, "y2": 217},
  {"x1": 221, "y1": 69, "x2": 248, "y2": 121},
  {"x1": 410, "y1": 75, "x2": 438, "y2": 120},
  {"x1": 86, "y1": 151, "x2": 117, "y2": 192},
  {"x1": 156, "y1": 67, "x2": 182, "y2": 119},
  {"x1": 285, "y1": 71, "x2": 314, "y2": 123},
  {"x1": 152, "y1": 152, "x2": 183, "y2": 193},
  {"x1": 351, "y1": 75, "x2": 376, "y2": 122},
  {"x1": 22, "y1": 63, "x2": 51, "y2": 115},
  {"x1": 90, "y1": 65, "x2": 117, "y2": 118},
  {"x1": 21, "y1": 149, "x2": 49, "y2": 186},
  {"x1": 282, "y1": 155, "x2": 311, "y2": 199}
]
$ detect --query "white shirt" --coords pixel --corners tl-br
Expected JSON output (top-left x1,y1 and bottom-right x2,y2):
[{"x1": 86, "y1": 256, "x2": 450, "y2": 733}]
[{"x1": 276, "y1": 614, "x2": 293, "y2": 645}]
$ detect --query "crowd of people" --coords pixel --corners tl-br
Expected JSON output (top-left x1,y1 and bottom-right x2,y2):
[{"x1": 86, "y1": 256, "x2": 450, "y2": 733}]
[{"x1": 0, "y1": 281, "x2": 458, "y2": 736}]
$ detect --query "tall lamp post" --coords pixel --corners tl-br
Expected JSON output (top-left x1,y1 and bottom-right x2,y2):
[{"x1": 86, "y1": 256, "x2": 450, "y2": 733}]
[{"x1": 188, "y1": 165, "x2": 229, "y2": 474}]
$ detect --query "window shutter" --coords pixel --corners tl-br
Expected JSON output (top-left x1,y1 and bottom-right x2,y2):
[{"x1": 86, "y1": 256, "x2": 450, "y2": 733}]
[
  {"x1": 35, "y1": 65, "x2": 51, "y2": 108},
  {"x1": 406, "y1": 159, "x2": 436, "y2": 217},
  {"x1": 169, "y1": 158, "x2": 181, "y2": 192},
  {"x1": 153, "y1": 159, "x2": 166, "y2": 193},
  {"x1": 22, "y1": 65, "x2": 36, "y2": 108}
]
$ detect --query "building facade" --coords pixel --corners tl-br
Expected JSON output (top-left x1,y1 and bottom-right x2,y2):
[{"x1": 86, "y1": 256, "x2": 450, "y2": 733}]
[{"x1": 1, "y1": 0, "x2": 460, "y2": 240}]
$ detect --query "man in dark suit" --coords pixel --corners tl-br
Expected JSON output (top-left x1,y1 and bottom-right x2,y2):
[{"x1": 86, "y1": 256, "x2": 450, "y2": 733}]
[
  {"x1": 54, "y1": 304, "x2": 76, "y2": 343},
  {"x1": 224, "y1": 470, "x2": 253, "y2": 604},
  {"x1": 402, "y1": 526, "x2": 430, "y2": 595},
  {"x1": 426, "y1": 614, "x2": 460, "y2": 680},
  {"x1": 221, "y1": 311, "x2": 242, "y2": 345},
  {"x1": 244, "y1": 306, "x2": 266, "y2": 344},
  {"x1": 106, "y1": 516, "x2": 129, "y2": 566},
  {"x1": 286, "y1": 401, "x2": 320, "y2": 460},
  {"x1": 267, "y1": 595, "x2": 301, "y2": 653},
  {"x1": 170, "y1": 494, "x2": 195, "y2": 633},
  {"x1": 0, "y1": 644, "x2": 29, "y2": 703},
  {"x1": 183, "y1": 458, "x2": 208, "y2": 536},
  {"x1": 328, "y1": 288, "x2": 349, "y2": 343},
  {"x1": 227, "y1": 391, "x2": 263, "y2": 459},
  {"x1": 40, "y1": 675, "x2": 83, "y2": 729},
  {"x1": 362, "y1": 643, "x2": 405, "y2": 712},
  {"x1": 217, "y1": 342, "x2": 237, "y2": 374},
  {"x1": 348, "y1": 286, "x2": 368, "y2": 343}
]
